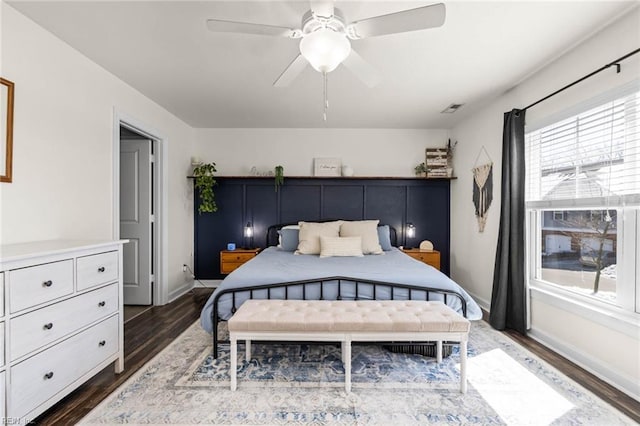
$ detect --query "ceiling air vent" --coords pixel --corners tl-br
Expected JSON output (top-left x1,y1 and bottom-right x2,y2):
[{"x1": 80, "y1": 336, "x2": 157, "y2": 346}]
[{"x1": 441, "y1": 103, "x2": 464, "y2": 114}]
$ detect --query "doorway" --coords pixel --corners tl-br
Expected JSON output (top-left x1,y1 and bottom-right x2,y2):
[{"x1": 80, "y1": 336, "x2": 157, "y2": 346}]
[{"x1": 113, "y1": 113, "x2": 168, "y2": 309}]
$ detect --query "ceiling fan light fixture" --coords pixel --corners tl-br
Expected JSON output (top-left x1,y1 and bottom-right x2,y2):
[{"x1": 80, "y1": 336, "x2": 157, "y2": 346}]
[{"x1": 299, "y1": 28, "x2": 351, "y2": 73}]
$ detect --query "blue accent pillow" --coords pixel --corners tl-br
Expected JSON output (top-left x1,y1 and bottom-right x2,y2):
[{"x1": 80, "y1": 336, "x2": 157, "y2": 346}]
[
  {"x1": 377, "y1": 225, "x2": 393, "y2": 251},
  {"x1": 278, "y1": 228, "x2": 300, "y2": 251}
]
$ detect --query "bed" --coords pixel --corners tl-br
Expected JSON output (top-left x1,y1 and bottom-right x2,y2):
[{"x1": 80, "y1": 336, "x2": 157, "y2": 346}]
[{"x1": 200, "y1": 222, "x2": 482, "y2": 358}]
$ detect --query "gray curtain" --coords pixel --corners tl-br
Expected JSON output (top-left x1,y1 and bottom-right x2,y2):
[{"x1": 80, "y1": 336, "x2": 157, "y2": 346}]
[{"x1": 489, "y1": 109, "x2": 527, "y2": 334}]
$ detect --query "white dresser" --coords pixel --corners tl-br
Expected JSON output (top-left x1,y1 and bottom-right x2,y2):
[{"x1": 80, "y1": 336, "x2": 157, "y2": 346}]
[{"x1": 0, "y1": 240, "x2": 126, "y2": 422}]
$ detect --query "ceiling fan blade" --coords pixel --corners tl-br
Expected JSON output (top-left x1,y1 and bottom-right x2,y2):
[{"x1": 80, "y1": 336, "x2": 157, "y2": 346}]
[
  {"x1": 310, "y1": 0, "x2": 334, "y2": 19},
  {"x1": 341, "y1": 49, "x2": 381, "y2": 88},
  {"x1": 274, "y1": 54, "x2": 309, "y2": 87},
  {"x1": 347, "y1": 3, "x2": 445, "y2": 39},
  {"x1": 206, "y1": 19, "x2": 301, "y2": 38}
]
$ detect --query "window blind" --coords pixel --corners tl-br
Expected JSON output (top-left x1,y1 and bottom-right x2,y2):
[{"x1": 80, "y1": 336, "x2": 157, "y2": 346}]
[{"x1": 526, "y1": 90, "x2": 640, "y2": 207}]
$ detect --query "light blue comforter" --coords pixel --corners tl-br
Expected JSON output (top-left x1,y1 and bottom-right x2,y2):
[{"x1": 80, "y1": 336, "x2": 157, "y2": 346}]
[{"x1": 200, "y1": 247, "x2": 482, "y2": 333}]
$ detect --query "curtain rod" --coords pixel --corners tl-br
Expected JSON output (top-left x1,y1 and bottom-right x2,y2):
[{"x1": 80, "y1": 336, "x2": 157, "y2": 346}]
[{"x1": 523, "y1": 48, "x2": 640, "y2": 111}]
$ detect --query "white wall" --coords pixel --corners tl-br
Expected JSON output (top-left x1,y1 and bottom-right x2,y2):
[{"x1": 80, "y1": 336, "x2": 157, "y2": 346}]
[
  {"x1": 449, "y1": 8, "x2": 640, "y2": 399},
  {"x1": 195, "y1": 128, "x2": 449, "y2": 177},
  {"x1": 0, "y1": 4, "x2": 195, "y2": 299}
]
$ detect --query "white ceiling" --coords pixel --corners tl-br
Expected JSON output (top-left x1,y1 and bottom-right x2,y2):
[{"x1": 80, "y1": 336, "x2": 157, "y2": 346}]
[{"x1": 8, "y1": 1, "x2": 635, "y2": 128}]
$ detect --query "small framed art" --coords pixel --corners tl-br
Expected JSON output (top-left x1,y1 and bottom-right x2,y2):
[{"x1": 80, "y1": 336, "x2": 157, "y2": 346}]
[{"x1": 314, "y1": 158, "x2": 341, "y2": 177}]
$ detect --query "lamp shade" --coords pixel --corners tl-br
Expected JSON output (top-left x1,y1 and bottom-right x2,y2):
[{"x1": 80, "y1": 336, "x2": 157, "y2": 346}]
[
  {"x1": 299, "y1": 28, "x2": 351, "y2": 73},
  {"x1": 244, "y1": 222, "x2": 253, "y2": 238},
  {"x1": 406, "y1": 223, "x2": 416, "y2": 238}
]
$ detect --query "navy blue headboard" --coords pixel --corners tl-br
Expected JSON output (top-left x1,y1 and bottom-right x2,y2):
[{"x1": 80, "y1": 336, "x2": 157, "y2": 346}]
[{"x1": 194, "y1": 177, "x2": 451, "y2": 278}]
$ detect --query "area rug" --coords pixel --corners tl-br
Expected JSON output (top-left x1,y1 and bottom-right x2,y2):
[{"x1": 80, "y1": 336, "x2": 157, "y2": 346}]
[{"x1": 79, "y1": 320, "x2": 633, "y2": 425}]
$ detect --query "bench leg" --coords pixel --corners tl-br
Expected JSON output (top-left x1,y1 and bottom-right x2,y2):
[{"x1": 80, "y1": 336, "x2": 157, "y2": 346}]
[
  {"x1": 460, "y1": 340, "x2": 467, "y2": 394},
  {"x1": 344, "y1": 340, "x2": 352, "y2": 393},
  {"x1": 436, "y1": 340, "x2": 443, "y2": 364},
  {"x1": 230, "y1": 336, "x2": 237, "y2": 391},
  {"x1": 246, "y1": 339, "x2": 251, "y2": 361}
]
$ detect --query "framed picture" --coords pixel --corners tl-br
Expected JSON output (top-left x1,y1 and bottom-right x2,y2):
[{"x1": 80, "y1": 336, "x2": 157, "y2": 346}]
[
  {"x1": 1, "y1": 78, "x2": 14, "y2": 183},
  {"x1": 314, "y1": 157, "x2": 342, "y2": 177}
]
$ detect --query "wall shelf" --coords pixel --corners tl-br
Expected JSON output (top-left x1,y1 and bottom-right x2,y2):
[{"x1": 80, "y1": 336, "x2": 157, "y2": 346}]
[{"x1": 188, "y1": 175, "x2": 457, "y2": 180}]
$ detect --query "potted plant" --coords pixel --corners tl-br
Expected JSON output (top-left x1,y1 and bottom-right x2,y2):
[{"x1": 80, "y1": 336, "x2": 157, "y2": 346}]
[
  {"x1": 274, "y1": 165, "x2": 284, "y2": 192},
  {"x1": 414, "y1": 162, "x2": 427, "y2": 177},
  {"x1": 193, "y1": 162, "x2": 218, "y2": 213}
]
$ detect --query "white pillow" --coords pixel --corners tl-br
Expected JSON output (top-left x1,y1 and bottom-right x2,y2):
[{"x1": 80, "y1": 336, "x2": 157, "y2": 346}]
[
  {"x1": 295, "y1": 221, "x2": 343, "y2": 255},
  {"x1": 339, "y1": 220, "x2": 383, "y2": 255},
  {"x1": 320, "y1": 236, "x2": 364, "y2": 258}
]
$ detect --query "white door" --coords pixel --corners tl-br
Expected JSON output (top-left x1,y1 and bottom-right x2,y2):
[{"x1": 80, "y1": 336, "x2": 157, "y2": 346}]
[{"x1": 120, "y1": 139, "x2": 153, "y2": 305}]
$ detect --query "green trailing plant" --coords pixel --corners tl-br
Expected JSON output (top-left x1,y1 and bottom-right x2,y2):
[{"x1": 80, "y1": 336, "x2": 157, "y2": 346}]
[
  {"x1": 274, "y1": 165, "x2": 284, "y2": 192},
  {"x1": 193, "y1": 162, "x2": 218, "y2": 214},
  {"x1": 414, "y1": 162, "x2": 427, "y2": 177}
]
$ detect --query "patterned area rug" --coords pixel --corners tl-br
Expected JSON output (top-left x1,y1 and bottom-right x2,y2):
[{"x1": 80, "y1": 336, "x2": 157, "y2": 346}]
[{"x1": 80, "y1": 320, "x2": 633, "y2": 425}]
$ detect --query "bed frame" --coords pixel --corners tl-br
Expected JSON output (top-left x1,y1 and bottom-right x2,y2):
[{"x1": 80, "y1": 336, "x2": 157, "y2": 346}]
[{"x1": 210, "y1": 222, "x2": 468, "y2": 359}]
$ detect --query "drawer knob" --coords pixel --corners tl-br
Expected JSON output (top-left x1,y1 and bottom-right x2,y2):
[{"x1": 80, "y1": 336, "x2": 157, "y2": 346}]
[
  {"x1": 98, "y1": 301, "x2": 106, "y2": 307},
  {"x1": 44, "y1": 371, "x2": 54, "y2": 380},
  {"x1": 98, "y1": 266, "x2": 106, "y2": 273},
  {"x1": 43, "y1": 322, "x2": 54, "y2": 330},
  {"x1": 42, "y1": 280, "x2": 53, "y2": 287},
  {"x1": 99, "y1": 340, "x2": 106, "y2": 347}
]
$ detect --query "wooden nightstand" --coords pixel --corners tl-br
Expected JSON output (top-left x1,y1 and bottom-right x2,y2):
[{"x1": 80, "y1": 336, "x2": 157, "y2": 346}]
[
  {"x1": 220, "y1": 248, "x2": 260, "y2": 274},
  {"x1": 403, "y1": 249, "x2": 441, "y2": 270}
]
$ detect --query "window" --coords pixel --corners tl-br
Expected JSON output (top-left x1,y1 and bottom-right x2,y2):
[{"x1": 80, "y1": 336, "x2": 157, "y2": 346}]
[{"x1": 526, "y1": 87, "x2": 640, "y2": 313}]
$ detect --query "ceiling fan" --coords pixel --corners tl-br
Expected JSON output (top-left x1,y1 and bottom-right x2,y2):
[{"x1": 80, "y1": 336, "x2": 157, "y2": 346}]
[{"x1": 206, "y1": 1, "x2": 446, "y2": 118}]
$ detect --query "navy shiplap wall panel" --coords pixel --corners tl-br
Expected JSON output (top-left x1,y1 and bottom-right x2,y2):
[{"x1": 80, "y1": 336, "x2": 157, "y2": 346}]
[
  {"x1": 407, "y1": 183, "x2": 451, "y2": 273},
  {"x1": 280, "y1": 184, "x2": 322, "y2": 223},
  {"x1": 194, "y1": 177, "x2": 451, "y2": 279},
  {"x1": 195, "y1": 180, "x2": 244, "y2": 278},
  {"x1": 322, "y1": 185, "x2": 364, "y2": 220},
  {"x1": 245, "y1": 184, "x2": 278, "y2": 248},
  {"x1": 365, "y1": 185, "x2": 406, "y2": 238}
]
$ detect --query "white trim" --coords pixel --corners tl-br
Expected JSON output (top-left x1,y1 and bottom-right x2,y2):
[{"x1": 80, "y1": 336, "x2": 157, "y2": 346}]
[
  {"x1": 527, "y1": 195, "x2": 640, "y2": 209},
  {"x1": 464, "y1": 289, "x2": 490, "y2": 313},
  {"x1": 112, "y1": 109, "x2": 169, "y2": 306},
  {"x1": 196, "y1": 279, "x2": 222, "y2": 289},
  {"x1": 528, "y1": 326, "x2": 640, "y2": 402},
  {"x1": 166, "y1": 280, "x2": 221, "y2": 304},
  {"x1": 530, "y1": 285, "x2": 640, "y2": 339},
  {"x1": 167, "y1": 281, "x2": 194, "y2": 304}
]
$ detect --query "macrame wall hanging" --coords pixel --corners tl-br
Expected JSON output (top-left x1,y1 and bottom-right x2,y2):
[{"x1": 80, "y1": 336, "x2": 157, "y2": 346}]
[{"x1": 472, "y1": 146, "x2": 493, "y2": 232}]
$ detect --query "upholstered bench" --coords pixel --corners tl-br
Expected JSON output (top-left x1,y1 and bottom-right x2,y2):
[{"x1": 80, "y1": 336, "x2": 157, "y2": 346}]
[{"x1": 228, "y1": 299, "x2": 470, "y2": 393}]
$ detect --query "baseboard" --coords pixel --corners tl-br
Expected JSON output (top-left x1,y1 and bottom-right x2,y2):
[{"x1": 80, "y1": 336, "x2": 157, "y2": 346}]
[
  {"x1": 466, "y1": 289, "x2": 491, "y2": 312},
  {"x1": 194, "y1": 279, "x2": 222, "y2": 288},
  {"x1": 528, "y1": 326, "x2": 640, "y2": 402},
  {"x1": 167, "y1": 281, "x2": 194, "y2": 303},
  {"x1": 167, "y1": 280, "x2": 221, "y2": 304}
]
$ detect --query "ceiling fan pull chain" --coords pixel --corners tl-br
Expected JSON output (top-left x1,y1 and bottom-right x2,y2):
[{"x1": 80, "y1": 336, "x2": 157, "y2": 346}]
[{"x1": 323, "y1": 71, "x2": 328, "y2": 121}]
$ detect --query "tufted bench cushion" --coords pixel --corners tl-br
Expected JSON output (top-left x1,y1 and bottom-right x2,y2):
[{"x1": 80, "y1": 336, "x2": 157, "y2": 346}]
[
  {"x1": 228, "y1": 299, "x2": 470, "y2": 393},
  {"x1": 228, "y1": 300, "x2": 470, "y2": 333}
]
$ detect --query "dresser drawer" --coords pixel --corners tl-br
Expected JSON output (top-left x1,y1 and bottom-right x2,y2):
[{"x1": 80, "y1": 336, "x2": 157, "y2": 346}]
[
  {"x1": 10, "y1": 283, "x2": 118, "y2": 361},
  {"x1": 220, "y1": 250, "x2": 258, "y2": 275},
  {"x1": 0, "y1": 322, "x2": 4, "y2": 367},
  {"x1": 77, "y1": 251, "x2": 119, "y2": 291},
  {"x1": 403, "y1": 250, "x2": 441, "y2": 271},
  {"x1": 0, "y1": 371, "x2": 5, "y2": 420},
  {"x1": 220, "y1": 252, "x2": 256, "y2": 263},
  {"x1": 10, "y1": 315, "x2": 119, "y2": 419},
  {"x1": 221, "y1": 262, "x2": 244, "y2": 274},
  {"x1": 9, "y1": 260, "x2": 74, "y2": 313},
  {"x1": 0, "y1": 272, "x2": 4, "y2": 316}
]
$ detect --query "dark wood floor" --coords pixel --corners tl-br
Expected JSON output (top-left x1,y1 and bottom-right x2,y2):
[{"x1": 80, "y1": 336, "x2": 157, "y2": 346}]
[{"x1": 34, "y1": 288, "x2": 640, "y2": 424}]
